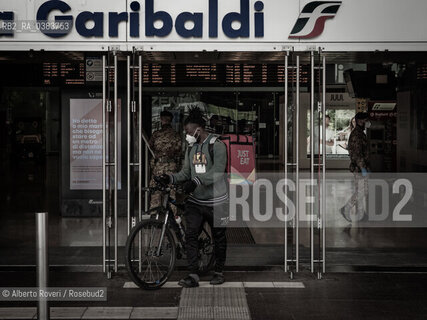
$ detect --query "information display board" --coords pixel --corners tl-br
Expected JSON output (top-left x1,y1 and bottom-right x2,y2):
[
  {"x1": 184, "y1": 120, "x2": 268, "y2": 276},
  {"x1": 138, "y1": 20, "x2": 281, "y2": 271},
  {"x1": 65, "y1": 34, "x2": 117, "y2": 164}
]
[
  {"x1": 1, "y1": 60, "x2": 311, "y2": 87},
  {"x1": 43, "y1": 62, "x2": 85, "y2": 85},
  {"x1": 138, "y1": 63, "x2": 309, "y2": 87}
]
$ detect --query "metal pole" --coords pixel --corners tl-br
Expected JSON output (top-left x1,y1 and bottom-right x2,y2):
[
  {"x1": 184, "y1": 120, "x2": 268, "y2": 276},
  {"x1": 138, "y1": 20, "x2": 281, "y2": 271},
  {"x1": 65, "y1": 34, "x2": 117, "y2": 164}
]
[
  {"x1": 322, "y1": 55, "x2": 326, "y2": 274},
  {"x1": 317, "y1": 52, "x2": 322, "y2": 279},
  {"x1": 235, "y1": 92, "x2": 239, "y2": 135},
  {"x1": 295, "y1": 55, "x2": 300, "y2": 273},
  {"x1": 284, "y1": 53, "x2": 288, "y2": 273},
  {"x1": 127, "y1": 56, "x2": 131, "y2": 235},
  {"x1": 145, "y1": 145, "x2": 149, "y2": 212},
  {"x1": 114, "y1": 53, "x2": 118, "y2": 273},
  {"x1": 36, "y1": 212, "x2": 49, "y2": 320},
  {"x1": 138, "y1": 54, "x2": 143, "y2": 273},
  {"x1": 310, "y1": 52, "x2": 315, "y2": 273},
  {"x1": 138, "y1": 55, "x2": 143, "y2": 220},
  {"x1": 144, "y1": 75, "x2": 151, "y2": 213},
  {"x1": 273, "y1": 93, "x2": 277, "y2": 157},
  {"x1": 102, "y1": 56, "x2": 106, "y2": 273}
]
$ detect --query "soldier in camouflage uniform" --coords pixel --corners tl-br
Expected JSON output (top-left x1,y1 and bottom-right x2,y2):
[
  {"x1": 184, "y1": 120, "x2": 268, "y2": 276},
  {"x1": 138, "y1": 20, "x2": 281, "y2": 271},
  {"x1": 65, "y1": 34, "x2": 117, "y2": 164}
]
[
  {"x1": 340, "y1": 112, "x2": 371, "y2": 222},
  {"x1": 149, "y1": 111, "x2": 182, "y2": 211}
]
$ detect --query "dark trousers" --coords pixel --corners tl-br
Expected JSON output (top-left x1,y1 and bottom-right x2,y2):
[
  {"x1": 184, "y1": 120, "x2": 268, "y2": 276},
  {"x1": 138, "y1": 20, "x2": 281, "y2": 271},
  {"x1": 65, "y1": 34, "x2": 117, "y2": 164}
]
[{"x1": 185, "y1": 202, "x2": 227, "y2": 274}]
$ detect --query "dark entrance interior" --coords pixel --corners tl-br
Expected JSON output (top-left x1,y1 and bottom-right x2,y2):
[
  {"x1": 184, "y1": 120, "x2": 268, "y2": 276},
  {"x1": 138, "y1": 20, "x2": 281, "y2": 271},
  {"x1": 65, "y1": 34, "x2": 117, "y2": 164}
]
[{"x1": 1, "y1": 50, "x2": 427, "y2": 271}]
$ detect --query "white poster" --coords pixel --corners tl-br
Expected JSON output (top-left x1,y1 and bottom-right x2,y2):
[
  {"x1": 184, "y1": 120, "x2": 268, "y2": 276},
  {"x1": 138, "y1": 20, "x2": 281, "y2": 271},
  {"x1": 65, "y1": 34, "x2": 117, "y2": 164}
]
[{"x1": 69, "y1": 99, "x2": 121, "y2": 190}]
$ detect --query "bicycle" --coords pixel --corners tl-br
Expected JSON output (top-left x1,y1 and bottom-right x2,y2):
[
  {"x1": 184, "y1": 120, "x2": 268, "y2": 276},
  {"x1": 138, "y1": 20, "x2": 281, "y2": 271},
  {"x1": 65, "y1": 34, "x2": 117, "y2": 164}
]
[{"x1": 125, "y1": 179, "x2": 215, "y2": 290}]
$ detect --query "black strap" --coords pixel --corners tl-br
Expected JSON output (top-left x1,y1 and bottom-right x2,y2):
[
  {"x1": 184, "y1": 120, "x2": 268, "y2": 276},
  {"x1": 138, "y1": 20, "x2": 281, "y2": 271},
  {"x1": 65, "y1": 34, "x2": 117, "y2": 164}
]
[{"x1": 209, "y1": 142, "x2": 215, "y2": 164}]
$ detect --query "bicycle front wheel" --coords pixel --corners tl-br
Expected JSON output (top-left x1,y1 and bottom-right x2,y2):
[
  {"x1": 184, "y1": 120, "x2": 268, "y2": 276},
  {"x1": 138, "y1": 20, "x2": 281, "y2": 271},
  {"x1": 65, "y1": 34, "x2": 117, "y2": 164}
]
[{"x1": 125, "y1": 219, "x2": 176, "y2": 290}]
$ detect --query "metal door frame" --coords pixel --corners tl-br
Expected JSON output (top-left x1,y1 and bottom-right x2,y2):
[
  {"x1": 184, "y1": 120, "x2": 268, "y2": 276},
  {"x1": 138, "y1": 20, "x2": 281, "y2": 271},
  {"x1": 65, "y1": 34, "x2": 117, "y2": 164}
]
[
  {"x1": 126, "y1": 50, "x2": 144, "y2": 236},
  {"x1": 101, "y1": 48, "x2": 327, "y2": 278},
  {"x1": 283, "y1": 49, "x2": 326, "y2": 278},
  {"x1": 102, "y1": 49, "x2": 119, "y2": 278},
  {"x1": 102, "y1": 48, "x2": 154, "y2": 279}
]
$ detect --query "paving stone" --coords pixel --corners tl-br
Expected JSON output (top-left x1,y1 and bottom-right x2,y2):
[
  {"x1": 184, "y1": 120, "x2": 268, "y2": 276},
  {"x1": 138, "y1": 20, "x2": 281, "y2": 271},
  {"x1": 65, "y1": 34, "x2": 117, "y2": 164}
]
[
  {"x1": 214, "y1": 288, "x2": 248, "y2": 308},
  {"x1": 178, "y1": 286, "x2": 251, "y2": 319},
  {"x1": 0, "y1": 307, "x2": 36, "y2": 320},
  {"x1": 243, "y1": 282, "x2": 274, "y2": 288},
  {"x1": 123, "y1": 281, "x2": 182, "y2": 289},
  {"x1": 50, "y1": 307, "x2": 87, "y2": 319},
  {"x1": 213, "y1": 282, "x2": 244, "y2": 288},
  {"x1": 179, "y1": 288, "x2": 213, "y2": 307},
  {"x1": 213, "y1": 306, "x2": 251, "y2": 320},
  {"x1": 177, "y1": 306, "x2": 213, "y2": 320},
  {"x1": 131, "y1": 307, "x2": 178, "y2": 319},
  {"x1": 82, "y1": 307, "x2": 133, "y2": 319},
  {"x1": 272, "y1": 281, "x2": 305, "y2": 288}
]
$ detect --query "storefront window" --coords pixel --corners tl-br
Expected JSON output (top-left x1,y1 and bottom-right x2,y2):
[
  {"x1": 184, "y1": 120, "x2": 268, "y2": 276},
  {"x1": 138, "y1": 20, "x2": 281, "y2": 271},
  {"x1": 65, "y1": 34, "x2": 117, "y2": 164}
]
[{"x1": 307, "y1": 109, "x2": 355, "y2": 157}]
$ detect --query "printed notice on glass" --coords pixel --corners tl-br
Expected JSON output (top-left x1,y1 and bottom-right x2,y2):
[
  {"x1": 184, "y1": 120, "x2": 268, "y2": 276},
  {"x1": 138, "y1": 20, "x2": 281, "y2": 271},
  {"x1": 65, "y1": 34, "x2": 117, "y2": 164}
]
[{"x1": 69, "y1": 99, "x2": 121, "y2": 190}]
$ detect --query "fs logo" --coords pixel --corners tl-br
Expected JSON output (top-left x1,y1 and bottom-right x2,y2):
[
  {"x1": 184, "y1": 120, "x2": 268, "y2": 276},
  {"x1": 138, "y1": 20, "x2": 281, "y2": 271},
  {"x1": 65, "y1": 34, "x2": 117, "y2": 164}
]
[{"x1": 289, "y1": 1, "x2": 341, "y2": 39}]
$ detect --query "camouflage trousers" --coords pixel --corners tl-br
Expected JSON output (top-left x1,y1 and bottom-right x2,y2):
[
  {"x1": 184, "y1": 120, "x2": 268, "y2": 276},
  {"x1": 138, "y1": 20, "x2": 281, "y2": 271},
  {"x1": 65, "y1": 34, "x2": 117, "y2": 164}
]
[
  {"x1": 344, "y1": 172, "x2": 369, "y2": 218},
  {"x1": 150, "y1": 161, "x2": 179, "y2": 214}
]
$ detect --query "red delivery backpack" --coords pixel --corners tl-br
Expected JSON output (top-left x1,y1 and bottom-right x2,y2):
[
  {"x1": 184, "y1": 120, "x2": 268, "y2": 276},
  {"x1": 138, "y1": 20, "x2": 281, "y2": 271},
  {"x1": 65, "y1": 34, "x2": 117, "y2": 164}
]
[{"x1": 209, "y1": 134, "x2": 256, "y2": 185}]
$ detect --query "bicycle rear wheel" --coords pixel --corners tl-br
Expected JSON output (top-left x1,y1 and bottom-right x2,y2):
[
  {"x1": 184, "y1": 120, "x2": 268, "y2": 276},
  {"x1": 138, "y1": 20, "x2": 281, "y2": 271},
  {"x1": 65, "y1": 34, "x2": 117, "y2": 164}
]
[{"x1": 125, "y1": 219, "x2": 176, "y2": 290}]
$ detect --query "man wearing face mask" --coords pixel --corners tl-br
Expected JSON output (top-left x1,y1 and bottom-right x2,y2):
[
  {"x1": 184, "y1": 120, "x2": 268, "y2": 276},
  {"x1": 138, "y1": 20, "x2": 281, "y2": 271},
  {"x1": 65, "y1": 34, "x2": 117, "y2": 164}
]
[
  {"x1": 340, "y1": 112, "x2": 371, "y2": 222},
  {"x1": 156, "y1": 107, "x2": 228, "y2": 288}
]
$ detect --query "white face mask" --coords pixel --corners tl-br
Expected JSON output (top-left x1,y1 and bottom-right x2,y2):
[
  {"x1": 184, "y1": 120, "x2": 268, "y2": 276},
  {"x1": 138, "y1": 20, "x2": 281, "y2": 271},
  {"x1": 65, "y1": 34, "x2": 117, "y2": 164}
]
[
  {"x1": 186, "y1": 134, "x2": 197, "y2": 145},
  {"x1": 365, "y1": 121, "x2": 371, "y2": 129},
  {"x1": 185, "y1": 128, "x2": 199, "y2": 145}
]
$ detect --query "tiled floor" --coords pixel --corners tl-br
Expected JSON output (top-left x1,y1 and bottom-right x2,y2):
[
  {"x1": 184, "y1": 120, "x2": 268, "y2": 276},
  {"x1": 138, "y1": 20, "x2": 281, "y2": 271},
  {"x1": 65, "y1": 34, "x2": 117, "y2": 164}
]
[
  {"x1": 123, "y1": 281, "x2": 305, "y2": 289},
  {"x1": 1, "y1": 271, "x2": 427, "y2": 319},
  {"x1": 2, "y1": 209, "x2": 427, "y2": 270},
  {"x1": 0, "y1": 306, "x2": 179, "y2": 319},
  {"x1": 178, "y1": 287, "x2": 251, "y2": 320}
]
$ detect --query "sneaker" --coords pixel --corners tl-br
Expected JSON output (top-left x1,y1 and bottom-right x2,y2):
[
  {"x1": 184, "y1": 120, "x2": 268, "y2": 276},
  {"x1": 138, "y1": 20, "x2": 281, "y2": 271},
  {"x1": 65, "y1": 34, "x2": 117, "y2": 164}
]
[
  {"x1": 178, "y1": 274, "x2": 199, "y2": 288},
  {"x1": 210, "y1": 272, "x2": 225, "y2": 285},
  {"x1": 339, "y1": 206, "x2": 352, "y2": 223}
]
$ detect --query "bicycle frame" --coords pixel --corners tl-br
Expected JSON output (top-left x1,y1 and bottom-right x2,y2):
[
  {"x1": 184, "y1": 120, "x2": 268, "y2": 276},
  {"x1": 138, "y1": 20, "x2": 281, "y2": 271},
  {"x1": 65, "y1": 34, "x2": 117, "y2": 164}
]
[
  {"x1": 155, "y1": 192, "x2": 171, "y2": 256},
  {"x1": 147, "y1": 184, "x2": 208, "y2": 259},
  {"x1": 152, "y1": 189, "x2": 186, "y2": 256}
]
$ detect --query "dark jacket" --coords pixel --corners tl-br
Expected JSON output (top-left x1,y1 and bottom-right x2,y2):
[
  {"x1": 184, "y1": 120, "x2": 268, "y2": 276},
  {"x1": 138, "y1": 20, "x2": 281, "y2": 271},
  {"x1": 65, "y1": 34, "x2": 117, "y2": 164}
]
[
  {"x1": 347, "y1": 125, "x2": 369, "y2": 172},
  {"x1": 171, "y1": 134, "x2": 228, "y2": 205}
]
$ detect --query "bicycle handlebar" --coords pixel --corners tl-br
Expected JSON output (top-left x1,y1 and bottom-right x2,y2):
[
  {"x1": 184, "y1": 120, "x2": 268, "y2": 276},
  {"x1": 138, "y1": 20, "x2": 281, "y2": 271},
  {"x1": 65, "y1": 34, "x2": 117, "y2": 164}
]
[
  {"x1": 141, "y1": 183, "x2": 188, "y2": 211},
  {"x1": 153, "y1": 175, "x2": 167, "y2": 185}
]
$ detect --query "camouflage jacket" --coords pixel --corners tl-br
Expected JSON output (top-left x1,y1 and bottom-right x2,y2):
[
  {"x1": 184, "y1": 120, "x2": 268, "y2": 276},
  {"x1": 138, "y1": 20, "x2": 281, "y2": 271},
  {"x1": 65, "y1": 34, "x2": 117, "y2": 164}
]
[
  {"x1": 347, "y1": 125, "x2": 369, "y2": 172},
  {"x1": 149, "y1": 125, "x2": 182, "y2": 161}
]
